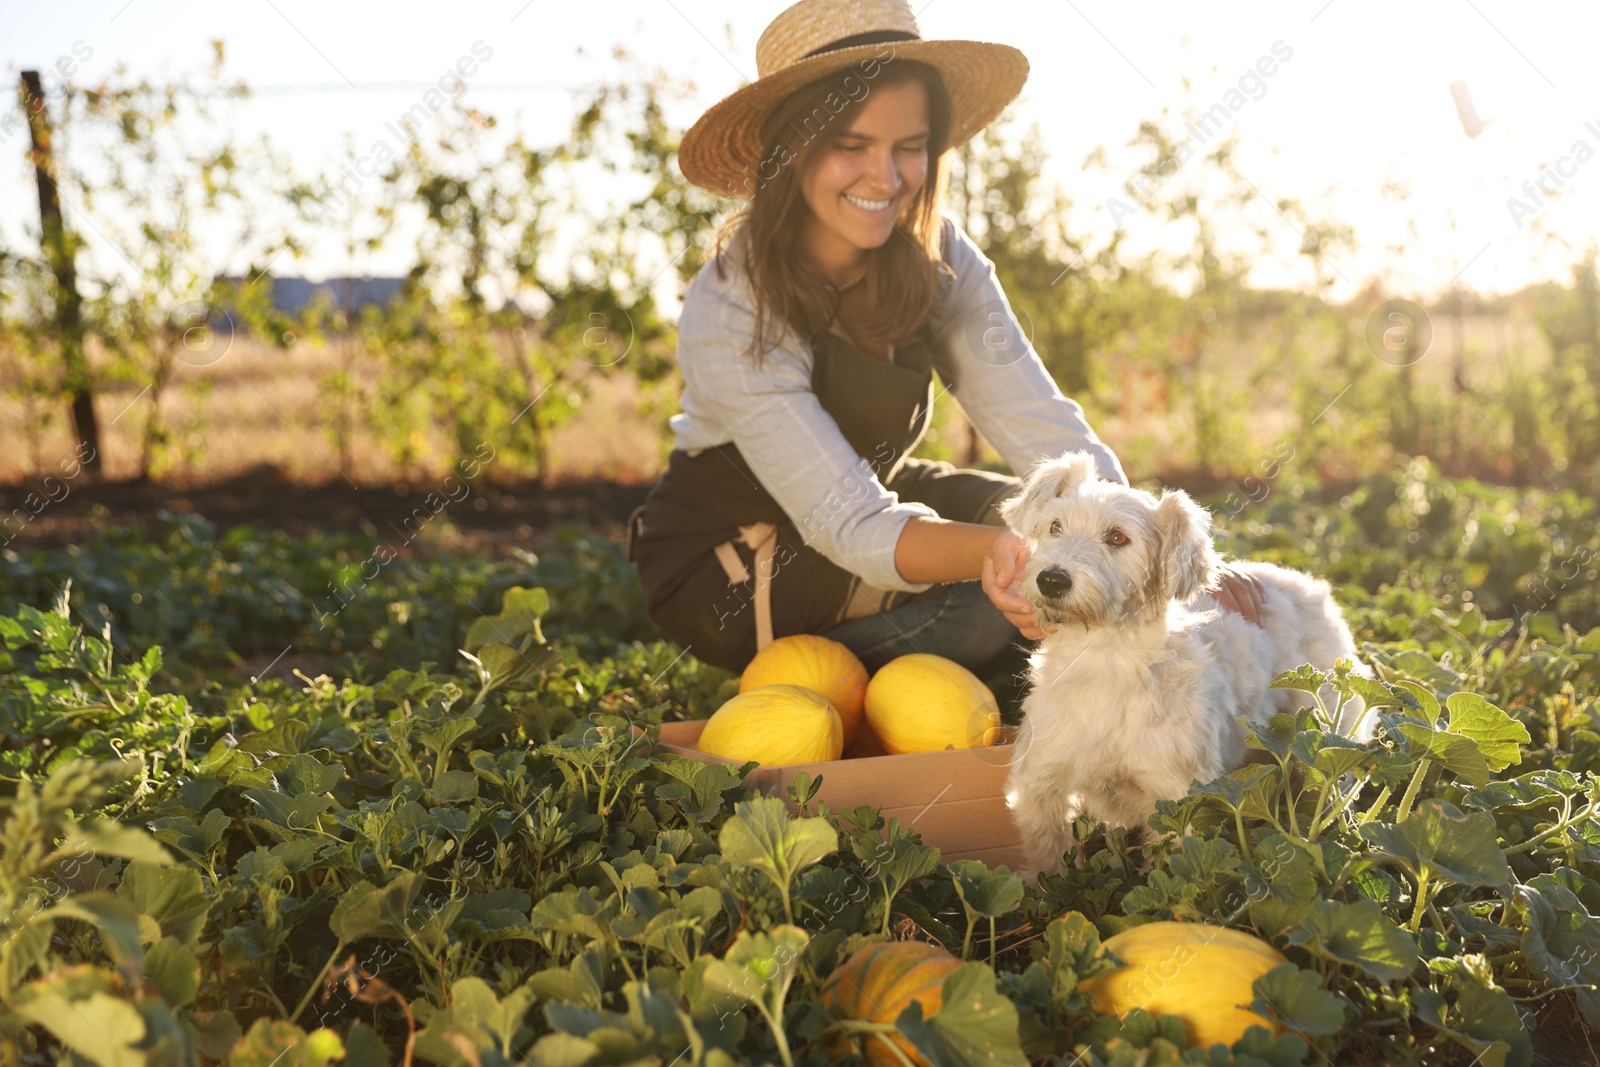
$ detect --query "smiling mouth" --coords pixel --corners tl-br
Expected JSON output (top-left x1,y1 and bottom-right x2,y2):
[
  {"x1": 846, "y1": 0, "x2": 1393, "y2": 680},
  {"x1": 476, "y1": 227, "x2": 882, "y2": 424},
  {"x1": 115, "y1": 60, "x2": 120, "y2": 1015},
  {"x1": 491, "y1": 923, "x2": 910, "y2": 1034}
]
[{"x1": 844, "y1": 192, "x2": 895, "y2": 214}]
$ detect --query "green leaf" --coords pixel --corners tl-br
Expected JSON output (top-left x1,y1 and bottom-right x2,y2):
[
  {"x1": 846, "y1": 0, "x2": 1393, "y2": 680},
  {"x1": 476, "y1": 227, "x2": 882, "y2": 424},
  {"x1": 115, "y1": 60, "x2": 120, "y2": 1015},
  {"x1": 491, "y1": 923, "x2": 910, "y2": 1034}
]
[
  {"x1": 1389, "y1": 655, "x2": 1462, "y2": 701},
  {"x1": 1442, "y1": 693, "x2": 1528, "y2": 773},
  {"x1": 1394, "y1": 723, "x2": 1491, "y2": 788},
  {"x1": 1046, "y1": 911, "x2": 1106, "y2": 993},
  {"x1": 529, "y1": 886, "x2": 619, "y2": 941},
  {"x1": 947, "y1": 861, "x2": 1025, "y2": 919},
  {"x1": 857, "y1": 821, "x2": 942, "y2": 895},
  {"x1": 13, "y1": 970, "x2": 149, "y2": 1067},
  {"x1": 1416, "y1": 973, "x2": 1533, "y2": 1067},
  {"x1": 0, "y1": 920, "x2": 52, "y2": 992},
  {"x1": 1121, "y1": 869, "x2": 1202, "y2": 919},
  {"x1": 193, "y1": 1010, "x2": 245, "y2": 1062},
  {"x1": 235, "y1": 719, "x2": 310, "y2": 756},
  {"x1": 418, "y1": 717, "x2": 478, "y2": 756},
  {"x1": 1190, "y1": 763, "x2": 1282, "y2": 820},
  {"x1": 341, "y1": 1024, "x2": 391, "y2": 1067},
  {"x1": 1287, "y1": 899, "x2": 1419, "y2": 982},
  {"x1": 1360, "y1": 798, "x2": 1512, "y2": 888},
  {"x1": 1289, "y1": 731, "x2": 1376, "y2": 783},
  {"x1": 430, "y1": 769, "x2": 480, "y2": 803},
  {"x1": 228, "y1": 1018, "x2": 345, "y2": 1067},
  {"x1": 1268, "y1": 665, "x2": 1327, "y2": 695},
  {"x1": 1243, "y1": 712, "x2": 1303, "y2": 761},
  {"x1": 1169, "y1": 836, "x2": 1241, "y2": 886},
  {"x1": 1246, "y1": 834, "x2": 1321, "y2": 936},
  {"x1": 242, "y1": 788, "x2": 333, "y2": 835},
  {"x1": 526, "y1": 1032, "x2": 602, "y2": 1067},
  {"x1": 276, "y1": 753, "x2": 346, "y2": 795},
  {"x1": 654, "y1": 758, "x2": 747, "y2": 823},
  {"x1": 525, "y1": 944, "x2": 609, "y2": 1010},
  {"x1": 116, "y1": 862, "x2": 211, "y2": 946},
  {"x1": 477, "y1": 643, "x2": 541, "y2": 689},
  {"x1": 1340, "y1": 673, "x2": 1406, "y2": 712},
  {"x1": 1249, "y1": 963, "x2": 1346, "y2": 1036},
  {"x1": 718, "y1": 795, "x2": 837, "y2": 896},
  {"x1": 464, "y1": 585, "x2": 550, "y2": 652},
  {"x1": 148, "y1": 808, "x2": 232, "y2": 860},
  {"x1": 1461, "y1": 769, "x2": 1577, "y2": 811},
  {"x1": 443, "y1": 976, "x2": 536, "y2": 1058},
  {"x1": 62, "y1": 818, "x2": 174, "y2": 867},
  {"x1": 1515, "y1": 882, "x2": 1600, "y2": 1027},
  {"x1": 701, "y1": 925, "x2": 810, "y2": 1017},
  {"x1": 895, "y1": 963, "x2": 1028, "y2": 1067},
  {"x1": 37, "y1": 892, "x2": 146, "y2": 971},
  {"x1": 329, "y1": 869, "x2": 424, "y2": 943},
  {"x1": 1191, "y1": 1027, "x2": 1312, "y2": 1067},
  {"x1": 144, "y1": 937, "x2": 201, "y2": 1006}
]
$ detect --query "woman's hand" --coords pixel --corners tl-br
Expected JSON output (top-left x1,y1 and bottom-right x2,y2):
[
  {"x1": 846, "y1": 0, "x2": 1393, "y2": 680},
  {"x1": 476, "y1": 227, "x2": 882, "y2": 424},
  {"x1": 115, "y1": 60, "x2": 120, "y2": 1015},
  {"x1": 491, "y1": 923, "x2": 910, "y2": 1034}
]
[
  {"x1": 1207, "y1": 563, "x2": 1267, "y2": 626},
  {"x1": 982, "y1": 529, "x2": 1049, "y2": 639}
]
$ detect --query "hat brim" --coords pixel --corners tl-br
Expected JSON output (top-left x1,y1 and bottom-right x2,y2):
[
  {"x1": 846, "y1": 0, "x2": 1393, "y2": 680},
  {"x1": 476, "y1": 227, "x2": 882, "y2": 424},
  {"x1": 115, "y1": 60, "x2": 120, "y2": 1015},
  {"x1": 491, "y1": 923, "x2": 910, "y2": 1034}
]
[{"x1": 678, "y1": 39, "x2": 1028, "y2": 199}]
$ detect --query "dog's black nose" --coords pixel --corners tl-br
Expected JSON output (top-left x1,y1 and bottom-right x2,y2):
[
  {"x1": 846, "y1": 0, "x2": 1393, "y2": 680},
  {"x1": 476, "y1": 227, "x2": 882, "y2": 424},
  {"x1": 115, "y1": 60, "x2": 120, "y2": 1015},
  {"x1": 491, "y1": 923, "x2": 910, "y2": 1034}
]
[{"x1": 1036, "y1": 567, "x2": 1073, "y2": 599}]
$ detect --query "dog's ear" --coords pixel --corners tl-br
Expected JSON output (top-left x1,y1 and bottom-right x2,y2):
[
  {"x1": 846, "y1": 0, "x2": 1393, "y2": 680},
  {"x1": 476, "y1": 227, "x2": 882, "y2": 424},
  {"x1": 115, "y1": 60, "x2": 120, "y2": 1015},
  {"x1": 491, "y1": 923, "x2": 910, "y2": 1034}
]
[
  {"x1": 1001, "y1": 452, "x2": 1099, "y2": 530},
  {"x1": 1152, "y1": 490, "x2": 1221, "y2": 601}
]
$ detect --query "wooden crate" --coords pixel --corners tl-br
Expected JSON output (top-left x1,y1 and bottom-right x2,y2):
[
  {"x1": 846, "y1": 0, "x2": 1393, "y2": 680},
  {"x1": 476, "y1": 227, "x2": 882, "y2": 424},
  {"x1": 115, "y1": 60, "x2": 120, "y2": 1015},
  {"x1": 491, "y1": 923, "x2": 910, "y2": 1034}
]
[{"x1": 653, "y1": 720, "x2": 1026, "y2": 871}]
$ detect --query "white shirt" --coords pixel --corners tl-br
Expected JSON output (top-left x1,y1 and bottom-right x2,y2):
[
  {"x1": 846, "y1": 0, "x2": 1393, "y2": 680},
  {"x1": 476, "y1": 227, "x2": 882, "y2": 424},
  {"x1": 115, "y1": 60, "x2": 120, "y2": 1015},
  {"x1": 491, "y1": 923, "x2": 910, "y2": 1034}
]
[{"x1": 667, "y1": 211, "x2": 1127, "y2": 593}]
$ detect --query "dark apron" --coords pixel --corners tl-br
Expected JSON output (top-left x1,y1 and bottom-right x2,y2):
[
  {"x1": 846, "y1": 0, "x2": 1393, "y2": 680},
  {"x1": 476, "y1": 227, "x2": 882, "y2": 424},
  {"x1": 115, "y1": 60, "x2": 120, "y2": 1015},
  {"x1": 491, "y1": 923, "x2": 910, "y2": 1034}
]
[{"x1": 628, "y1": 317, "x2": 1018, "y2": 673}]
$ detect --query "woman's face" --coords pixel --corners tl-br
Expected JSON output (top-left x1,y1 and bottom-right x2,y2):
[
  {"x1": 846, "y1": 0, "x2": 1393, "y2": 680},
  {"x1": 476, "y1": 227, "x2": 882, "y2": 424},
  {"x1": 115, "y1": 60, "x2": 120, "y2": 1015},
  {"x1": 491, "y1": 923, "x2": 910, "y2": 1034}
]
[{"x1": 798, "y1": 77, "x2": 930, "y2": 276}]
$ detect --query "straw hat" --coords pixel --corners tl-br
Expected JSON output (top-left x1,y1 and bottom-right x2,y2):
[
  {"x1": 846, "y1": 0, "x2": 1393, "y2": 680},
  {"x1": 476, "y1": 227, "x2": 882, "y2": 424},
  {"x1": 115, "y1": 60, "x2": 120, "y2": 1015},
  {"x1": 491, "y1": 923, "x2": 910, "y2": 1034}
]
[{"x1": 678, "y1": 0, "x2": 1028, "y2": 199}]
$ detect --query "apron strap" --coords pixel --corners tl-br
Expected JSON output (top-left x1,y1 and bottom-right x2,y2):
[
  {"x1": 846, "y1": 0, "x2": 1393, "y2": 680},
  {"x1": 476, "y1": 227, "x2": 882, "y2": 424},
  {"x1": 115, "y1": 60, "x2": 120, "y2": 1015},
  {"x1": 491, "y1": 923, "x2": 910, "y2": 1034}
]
[
  {"x1": 624, "y1": 505, "x2": 648, "y2": 563},
  {"x1": 713, "y1": 521, "x2": 778, "y2": 651}
]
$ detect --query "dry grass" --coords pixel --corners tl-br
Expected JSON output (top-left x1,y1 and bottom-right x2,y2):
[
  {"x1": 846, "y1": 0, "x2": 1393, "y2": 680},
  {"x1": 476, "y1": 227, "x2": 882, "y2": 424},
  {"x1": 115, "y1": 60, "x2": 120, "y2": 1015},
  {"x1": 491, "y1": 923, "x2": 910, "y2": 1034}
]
[{"x1": 0, "y1": 335, "x2": 670, "y2": 487}]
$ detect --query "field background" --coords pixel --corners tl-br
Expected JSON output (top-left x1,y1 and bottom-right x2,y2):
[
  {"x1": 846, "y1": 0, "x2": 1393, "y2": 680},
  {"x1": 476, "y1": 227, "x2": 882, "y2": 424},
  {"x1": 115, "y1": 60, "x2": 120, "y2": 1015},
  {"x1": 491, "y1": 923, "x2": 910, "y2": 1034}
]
[
  {"x1": 0, "y1": 304, "x2": 1568, "y2": 490},
  {"x1": 4, "y1": 24, "x2": 1600, "y2": 1067}
]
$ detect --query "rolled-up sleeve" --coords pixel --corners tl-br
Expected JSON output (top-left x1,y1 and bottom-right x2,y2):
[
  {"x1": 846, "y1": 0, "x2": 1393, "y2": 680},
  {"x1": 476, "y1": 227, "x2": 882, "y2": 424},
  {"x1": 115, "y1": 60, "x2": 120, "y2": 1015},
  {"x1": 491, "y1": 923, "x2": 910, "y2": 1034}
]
[
  {"x1": 932, "y1": 217, "x2": 1128, "y2": 486},
  {"x1": 676, "y1": 275, "x2": 939, "y2": 593}
]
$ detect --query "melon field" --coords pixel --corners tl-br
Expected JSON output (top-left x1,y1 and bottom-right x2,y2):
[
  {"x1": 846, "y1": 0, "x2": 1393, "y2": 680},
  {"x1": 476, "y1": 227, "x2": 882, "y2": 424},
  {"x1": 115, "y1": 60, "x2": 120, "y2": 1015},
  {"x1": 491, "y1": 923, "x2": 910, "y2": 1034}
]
[{"x1": 2, "y1": 458, "x2": 1599, "y2": 1067}]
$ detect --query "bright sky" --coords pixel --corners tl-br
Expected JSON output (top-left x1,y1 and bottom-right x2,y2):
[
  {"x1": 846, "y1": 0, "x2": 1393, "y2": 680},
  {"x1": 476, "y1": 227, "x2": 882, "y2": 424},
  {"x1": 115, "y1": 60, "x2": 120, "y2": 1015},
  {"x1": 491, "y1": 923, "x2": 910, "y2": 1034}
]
[{"x1": 3, "y1": 0, "x2": 1597, "y2": 305}]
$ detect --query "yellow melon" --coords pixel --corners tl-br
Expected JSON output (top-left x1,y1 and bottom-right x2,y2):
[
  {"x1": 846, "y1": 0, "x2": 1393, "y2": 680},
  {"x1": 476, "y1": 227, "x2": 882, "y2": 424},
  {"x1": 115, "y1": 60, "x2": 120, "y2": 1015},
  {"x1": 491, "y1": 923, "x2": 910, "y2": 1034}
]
[
  {"x1": 863, "y1": 654, "x2": 1000, "y2": 754},
  {"x1": 697, "y1": 684, "x2": 843, "y2": 766},
  {"x1": 820, "y1": 941, "x2": 963, "y2": 1067},
  {"x1": 1077, "y1": 921, "x2": 1287, "y2": 1049},
  {"x1": 740, "y1": 635, "x2": 869, "y2": 746}
]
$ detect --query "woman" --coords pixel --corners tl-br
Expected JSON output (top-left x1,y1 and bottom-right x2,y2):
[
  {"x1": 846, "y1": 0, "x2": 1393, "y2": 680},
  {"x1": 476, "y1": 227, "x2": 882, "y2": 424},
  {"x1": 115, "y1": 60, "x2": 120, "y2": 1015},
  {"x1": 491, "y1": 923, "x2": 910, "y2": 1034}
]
[{"x1": 628, "y1": 0, "x2": 1262, "y2": 679}]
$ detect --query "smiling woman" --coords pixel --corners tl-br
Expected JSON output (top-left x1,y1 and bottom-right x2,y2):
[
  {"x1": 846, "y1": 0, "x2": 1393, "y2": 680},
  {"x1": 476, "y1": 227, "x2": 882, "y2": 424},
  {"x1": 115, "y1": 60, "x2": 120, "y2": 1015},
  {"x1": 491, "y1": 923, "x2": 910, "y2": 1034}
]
[
  {"x1": 737, "y1": 61, "x2": 950, "y2": 366},
  {"x1": 627, "y1": 0, "x2": 1256, "y2": 678},
  {"x1": 625, "y1": 0, "x2": 1131, "y2": 677}
]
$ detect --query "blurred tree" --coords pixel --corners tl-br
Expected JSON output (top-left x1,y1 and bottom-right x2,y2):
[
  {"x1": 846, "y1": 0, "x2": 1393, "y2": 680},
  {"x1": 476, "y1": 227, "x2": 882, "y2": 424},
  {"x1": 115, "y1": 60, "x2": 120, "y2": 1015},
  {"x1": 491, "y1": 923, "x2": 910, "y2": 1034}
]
[
  {"x1": 346, "y1": 49, "x2": 717, "y2": 484},
  {"x1": 17, "y1": 71, "x2": 98, "y2": 476},
  {"x1": 38, "y1": 42, "x2": 294, "y2": 480}
]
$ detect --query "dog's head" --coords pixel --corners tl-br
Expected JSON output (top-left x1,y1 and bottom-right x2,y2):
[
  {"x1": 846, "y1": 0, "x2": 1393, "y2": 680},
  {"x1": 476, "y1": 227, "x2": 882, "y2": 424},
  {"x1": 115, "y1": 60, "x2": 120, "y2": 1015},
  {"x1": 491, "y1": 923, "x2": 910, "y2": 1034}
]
[{"x1": 1001, "y1": 452, "x2": 1221, "y2": 629}]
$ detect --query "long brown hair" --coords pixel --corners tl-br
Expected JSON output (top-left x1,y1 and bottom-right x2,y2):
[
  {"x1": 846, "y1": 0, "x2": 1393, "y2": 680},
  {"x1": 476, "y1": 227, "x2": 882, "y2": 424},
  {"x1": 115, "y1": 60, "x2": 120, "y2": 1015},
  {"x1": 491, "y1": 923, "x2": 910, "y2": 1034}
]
[{"x1": 710, "y1": 59, "x2": 954, "y2": 362}]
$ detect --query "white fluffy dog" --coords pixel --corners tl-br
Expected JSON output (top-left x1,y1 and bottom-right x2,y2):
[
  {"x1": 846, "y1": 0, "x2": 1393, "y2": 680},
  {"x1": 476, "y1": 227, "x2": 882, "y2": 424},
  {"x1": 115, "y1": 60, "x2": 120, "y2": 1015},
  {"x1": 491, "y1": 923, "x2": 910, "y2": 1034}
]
[{"x1": 1000, "y1": 452, "x2": 1374, "y2": 880}]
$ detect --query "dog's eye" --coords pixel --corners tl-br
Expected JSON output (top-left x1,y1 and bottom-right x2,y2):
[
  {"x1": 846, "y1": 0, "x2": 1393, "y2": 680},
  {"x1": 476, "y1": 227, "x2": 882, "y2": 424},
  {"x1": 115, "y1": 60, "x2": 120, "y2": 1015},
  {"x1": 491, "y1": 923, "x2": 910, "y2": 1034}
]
[
  {"x1": 1105, "y1": 528, "x2": 1129, "y2": 547},
  {"x1": 1048, "y1": 519, "x2": 1063, "y2": 536}
]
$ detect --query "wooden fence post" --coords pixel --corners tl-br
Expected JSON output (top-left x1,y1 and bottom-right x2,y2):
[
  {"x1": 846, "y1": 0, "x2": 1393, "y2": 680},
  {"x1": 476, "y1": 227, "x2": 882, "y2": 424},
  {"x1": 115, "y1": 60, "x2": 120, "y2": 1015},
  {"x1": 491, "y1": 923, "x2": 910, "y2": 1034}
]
[{"x1": 19, "y1": 70, "x2": 102, "y2": 477}]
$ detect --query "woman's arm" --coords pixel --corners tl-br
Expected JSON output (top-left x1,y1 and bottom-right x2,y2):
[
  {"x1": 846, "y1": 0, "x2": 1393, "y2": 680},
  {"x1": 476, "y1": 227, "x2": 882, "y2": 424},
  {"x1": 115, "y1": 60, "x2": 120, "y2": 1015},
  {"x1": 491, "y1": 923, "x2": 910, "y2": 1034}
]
[
  {"x1": 897, "y1": 519, "x2": 1048, "y2": 638},
  {"x1": 893, "y1": 515, "x2": 1004, "y2": 584}
]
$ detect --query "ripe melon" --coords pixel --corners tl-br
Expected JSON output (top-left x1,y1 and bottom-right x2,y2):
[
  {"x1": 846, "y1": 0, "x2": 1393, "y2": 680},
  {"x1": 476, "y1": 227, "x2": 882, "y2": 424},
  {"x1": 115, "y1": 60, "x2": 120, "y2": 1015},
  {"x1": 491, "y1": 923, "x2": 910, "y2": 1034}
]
[
  {"x1": 1077, "y1": 921, "x2": 1288, "y2": 1049},
  {"x1": 697, "y1": 684, "x2": 843, "y2": 766},
  {"x1": 740, "y1": 635, "x2": 868, "y2": 746},
  {"x1": 863, "y1": 654, "x2": 1001, "y2": 754},
  {"x1": 820, "y1": 941, "x2": 963, "y2": 1067}
]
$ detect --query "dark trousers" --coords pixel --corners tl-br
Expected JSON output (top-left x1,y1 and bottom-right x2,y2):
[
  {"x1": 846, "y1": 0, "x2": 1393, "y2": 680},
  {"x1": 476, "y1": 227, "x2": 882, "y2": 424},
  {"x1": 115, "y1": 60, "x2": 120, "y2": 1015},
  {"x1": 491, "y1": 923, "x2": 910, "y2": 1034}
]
[{"x1": 638, "y1": 458, "x2": 1026, "y2": 675}]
